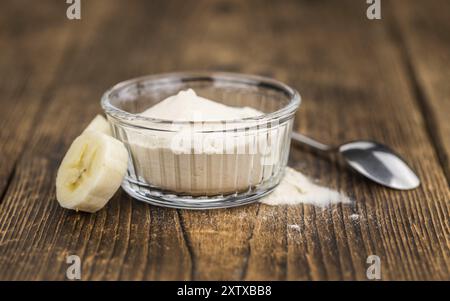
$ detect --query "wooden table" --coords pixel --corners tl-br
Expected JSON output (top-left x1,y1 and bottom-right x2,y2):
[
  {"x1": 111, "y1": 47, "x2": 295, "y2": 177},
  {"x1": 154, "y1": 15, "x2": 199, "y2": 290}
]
[{"x1": 0, "y1": 0, "x2": 448, "y2": 281}]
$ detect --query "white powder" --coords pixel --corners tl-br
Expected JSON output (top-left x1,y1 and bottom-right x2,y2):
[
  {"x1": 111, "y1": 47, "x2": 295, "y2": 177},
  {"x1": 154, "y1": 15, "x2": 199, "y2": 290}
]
[
  {"x1": 349, "y1": 213, "x2": 360, "y2": 221},
  {"x1": 130, "y1": 89, "x2": 285, "y2": 196},
  {"x1": 260, "y1": 167, "x2": 351, "y2": 207},
  {"x1": 141, "y1": 89, "x2": 262, "y2": 121},
  {"x1": 130, "y1": 89, "x2": 350, "y2": 205},
  {"x1": 288, "y1": 224, "x2": 301, "y2": 231}
]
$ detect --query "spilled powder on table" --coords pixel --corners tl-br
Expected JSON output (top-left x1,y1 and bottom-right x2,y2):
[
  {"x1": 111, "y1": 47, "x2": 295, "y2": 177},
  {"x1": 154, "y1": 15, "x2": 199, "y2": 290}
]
[
  {"x1": 349, "y1": 214, "x2": 360, "y2": 221},
  {"x1": 260, "y1": 167, "x2": 351, "y2": 207},
  {"x1": 288, "y1": 224, "x2": 301, "y2": 231}
]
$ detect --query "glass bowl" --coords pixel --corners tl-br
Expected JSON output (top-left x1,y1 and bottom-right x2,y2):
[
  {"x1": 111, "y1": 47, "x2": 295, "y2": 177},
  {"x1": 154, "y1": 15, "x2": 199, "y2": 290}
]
[{"x1": 101, "y1": 72, "x2": 301, "y2": 209}]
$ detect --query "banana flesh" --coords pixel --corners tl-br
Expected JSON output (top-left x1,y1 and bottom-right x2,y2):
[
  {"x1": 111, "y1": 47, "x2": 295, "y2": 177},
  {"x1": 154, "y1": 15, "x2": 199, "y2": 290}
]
[
  {"x1": 56, "y1": 115, "x2": 128, "y2": 213},
  {"x1": 83, "y1": 114, "x2": 112, "y2": 135}
]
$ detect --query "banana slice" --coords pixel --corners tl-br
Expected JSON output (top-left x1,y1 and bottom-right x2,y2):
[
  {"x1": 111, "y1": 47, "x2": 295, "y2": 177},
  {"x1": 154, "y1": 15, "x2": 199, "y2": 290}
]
[
  {"x1": 56, "y1": 131, "x2": 128, "y2": 213},
  {"x1": 83, "y1": 114, "x2": 112, "y2": 136}
]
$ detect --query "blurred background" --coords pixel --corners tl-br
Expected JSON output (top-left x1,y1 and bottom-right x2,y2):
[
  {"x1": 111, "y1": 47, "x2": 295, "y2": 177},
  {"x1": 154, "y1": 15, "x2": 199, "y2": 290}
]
[{"x1": 2, "y1": 0, "x2": 449, "y2": 181}]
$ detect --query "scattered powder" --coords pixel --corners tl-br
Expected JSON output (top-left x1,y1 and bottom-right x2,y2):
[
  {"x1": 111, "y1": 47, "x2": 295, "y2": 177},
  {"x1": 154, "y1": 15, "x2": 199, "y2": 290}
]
[
  {"x1": 288, "y1": 224, "x2": 301, "y2": 231},
  {"x1": 349, "y1": 214, "x2": 360, "y2": 221},
  {"x1": 260, "y1": 167, "x2": 351, "y2": 207}
]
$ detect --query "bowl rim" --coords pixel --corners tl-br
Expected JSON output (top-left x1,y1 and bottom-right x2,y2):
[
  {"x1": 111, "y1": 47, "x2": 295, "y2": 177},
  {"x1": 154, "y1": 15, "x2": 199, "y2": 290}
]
[{"x1": 101, "y1": 71, "x2": 301, "y2": 127}]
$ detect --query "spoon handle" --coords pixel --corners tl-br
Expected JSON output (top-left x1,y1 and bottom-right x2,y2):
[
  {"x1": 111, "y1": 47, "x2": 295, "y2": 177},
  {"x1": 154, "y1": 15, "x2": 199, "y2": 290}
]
[{"x1": 291, "y1": 132, "x2": 332, "y2": 152}]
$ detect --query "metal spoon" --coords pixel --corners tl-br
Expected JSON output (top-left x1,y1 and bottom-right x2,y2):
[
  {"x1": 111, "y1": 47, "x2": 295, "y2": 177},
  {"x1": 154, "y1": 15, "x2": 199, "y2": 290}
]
[{"x1": 291, "y1": 132, "x2": 420, "y2": 190}]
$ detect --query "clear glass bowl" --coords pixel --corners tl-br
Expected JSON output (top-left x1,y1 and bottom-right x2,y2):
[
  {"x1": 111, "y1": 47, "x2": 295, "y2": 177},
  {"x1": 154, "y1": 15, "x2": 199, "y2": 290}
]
[{"x1": 101, "y1": 72, "x2": 301, "y2": 209}]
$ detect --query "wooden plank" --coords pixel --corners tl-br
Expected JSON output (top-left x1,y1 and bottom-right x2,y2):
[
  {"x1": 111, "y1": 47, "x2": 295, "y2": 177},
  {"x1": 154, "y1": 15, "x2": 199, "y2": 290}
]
[
  {"x1": 0, "y1": 0, "x2": 448, "y2": 281},
  {"x1": 389, "y1": 0, "x2": 450, "y2": 184},
  {"x1": 235, "y1": 0, "x2": 448, "y2": 280},
  {"x1": 158, "y1": 0, "x2": 450, "y2": 280},
  {"x1": 0, "y1": 0, "x2": 193, "y2": 280},
  {"x1": 0, "y1": 0, "x2": 73, "y2": 201}
]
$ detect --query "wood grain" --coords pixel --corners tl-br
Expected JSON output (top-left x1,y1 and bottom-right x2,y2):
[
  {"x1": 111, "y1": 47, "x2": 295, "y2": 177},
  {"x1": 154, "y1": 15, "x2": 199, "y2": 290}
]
[
  {"x1": 389, "y1": 0, "x2": 450, "y2": 184},
  {"x1": 0, "y1": 0, "x2": 73, "y2": 201},
  {"x1": 0, "y1": 0, "x2": 448, "y2": 280},
  {"x1": 0, "y1": 0, "x2": 194, "y2": 281}
]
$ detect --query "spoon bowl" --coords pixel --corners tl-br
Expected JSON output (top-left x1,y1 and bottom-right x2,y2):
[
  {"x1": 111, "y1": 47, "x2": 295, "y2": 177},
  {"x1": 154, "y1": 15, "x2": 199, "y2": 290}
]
[
  {"x1": 339, "y1": 141, "x2": 420, "y2": 190},
  {"x1": 291, "y1": 132, "x2": 420, "y2": 190}
]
